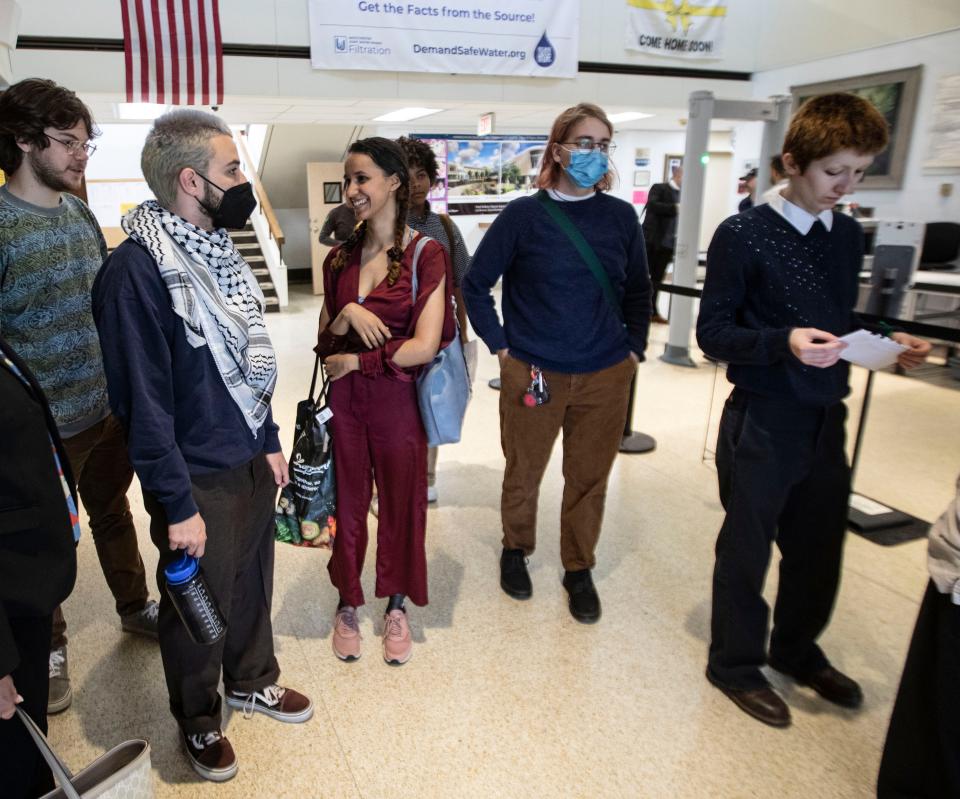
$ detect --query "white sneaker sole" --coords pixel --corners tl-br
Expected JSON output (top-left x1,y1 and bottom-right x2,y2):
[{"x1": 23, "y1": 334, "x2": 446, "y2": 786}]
[
  {"x1": 48, "y1": 684, "x2": 72, "y2": 714},
  {"x1": 224, "y1": 695, "x2": 314, "y2": 724},
  {"x1": 333, "y1": 643, "x2": 361, "y2": 662},
  {"x1": 183, "y1": 744, "x2": 238, "y2": 782},
  {"x1": 382, "y1": 646, "x2": 412, "y2": 666}
]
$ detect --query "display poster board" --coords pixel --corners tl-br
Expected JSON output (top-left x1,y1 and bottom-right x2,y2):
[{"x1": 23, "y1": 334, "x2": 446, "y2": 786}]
[
  {"x1": 413, "y1": 134, "x2": 548, "y2": 216},
  {"x1": 309, "y1": 0, "x2": 579, "y2": 78}
]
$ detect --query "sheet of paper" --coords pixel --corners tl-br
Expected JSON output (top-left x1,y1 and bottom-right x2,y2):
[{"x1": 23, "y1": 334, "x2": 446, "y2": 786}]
[{"x1": 839, "y1": 329, "x2": 907, "y2": 370}]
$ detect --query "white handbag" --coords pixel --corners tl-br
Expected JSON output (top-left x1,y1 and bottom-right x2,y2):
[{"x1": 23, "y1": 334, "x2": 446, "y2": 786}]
[{"x1": 17, "y1": 707, "x2": 154, "y2": 799}]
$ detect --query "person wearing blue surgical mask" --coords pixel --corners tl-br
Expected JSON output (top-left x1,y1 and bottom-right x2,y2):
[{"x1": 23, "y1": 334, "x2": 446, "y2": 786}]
[{"x1": 463, "y1": 103, "x2": 652, "y2": 624}]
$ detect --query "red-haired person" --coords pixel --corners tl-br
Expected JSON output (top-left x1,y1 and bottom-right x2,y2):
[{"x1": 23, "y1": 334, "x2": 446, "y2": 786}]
[
  {"x1": 315, "y1": 137, "x2": 454, "y2": 666},
  {"x1": 697, "y1": 93, "x2": 931, "y2": 727},
  {"x1": 463, "y1": 103, "x2": 651, "y2": 623}
]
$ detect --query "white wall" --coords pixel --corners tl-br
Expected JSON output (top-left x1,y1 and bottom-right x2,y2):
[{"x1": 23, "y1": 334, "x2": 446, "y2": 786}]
[
  {"x1": 750, "y1": 28, "x2": 960, "y2": 223},
  {"x1": 274, "y1": 208, "x2": 311, "y2": 273},
  {"x1": 753, "y1": 1, "x2": 960, "y2": 71}
]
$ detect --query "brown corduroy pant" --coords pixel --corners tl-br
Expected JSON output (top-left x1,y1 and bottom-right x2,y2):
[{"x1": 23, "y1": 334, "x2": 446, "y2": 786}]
[{"x1": 498, "y1": 354, "x2": 634, "y2": 571}]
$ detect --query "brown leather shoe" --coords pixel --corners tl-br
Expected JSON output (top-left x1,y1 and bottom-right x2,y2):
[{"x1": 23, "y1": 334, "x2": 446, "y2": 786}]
[
  {"x1": 770, "y1": 662, "x2": 863, "y2": 709},
  {"x1": 706, "y1": 669, "x2": 791, "y2": 727}
]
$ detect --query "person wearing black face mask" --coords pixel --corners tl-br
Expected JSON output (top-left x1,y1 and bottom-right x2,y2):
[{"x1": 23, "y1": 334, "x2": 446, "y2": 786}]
[
  {"x1": 92, "y1": 109, "x2": 312, "y2": 782},
  {"x1": 194, "y1": 171, "x2": 258, "y2": 230}
]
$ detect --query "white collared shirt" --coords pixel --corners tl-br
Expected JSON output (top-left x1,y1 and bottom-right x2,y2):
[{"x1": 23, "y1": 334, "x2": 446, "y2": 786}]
[{"x1": 764, "y1": 184, "x2": 833, "y2": 235}]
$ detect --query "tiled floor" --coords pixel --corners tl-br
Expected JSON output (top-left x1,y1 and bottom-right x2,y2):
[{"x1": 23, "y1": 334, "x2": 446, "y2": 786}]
[{"x1": 49, "y1": 285, "x2": 960, "y2": 798}]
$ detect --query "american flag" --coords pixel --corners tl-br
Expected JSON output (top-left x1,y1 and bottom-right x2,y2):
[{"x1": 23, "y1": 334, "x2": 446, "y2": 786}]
[{"x1": 120, "y1": 0, "x2": 223, "y2": 106}]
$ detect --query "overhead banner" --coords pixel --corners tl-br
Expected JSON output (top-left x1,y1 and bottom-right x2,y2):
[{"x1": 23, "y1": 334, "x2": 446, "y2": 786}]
[
  {"x1": 308, "y1": 0, "x2": 579, "y2": 78},
  {"x1": 624, "y1": 0, "x2": 728, "y2": 60},
  {"x1": 412, "y1": 134, "x2": 548, "y2": 216}
]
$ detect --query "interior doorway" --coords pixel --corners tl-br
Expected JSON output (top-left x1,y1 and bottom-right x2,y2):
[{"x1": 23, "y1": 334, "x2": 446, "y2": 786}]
[{"x1": 307, "y1": 161, "x2": 348, "y2": 295}]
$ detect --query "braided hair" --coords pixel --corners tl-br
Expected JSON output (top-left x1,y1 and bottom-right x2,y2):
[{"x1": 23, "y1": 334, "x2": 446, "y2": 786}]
[{"x1": 331, "y1": 137, "x2": 410, "y2": 286}]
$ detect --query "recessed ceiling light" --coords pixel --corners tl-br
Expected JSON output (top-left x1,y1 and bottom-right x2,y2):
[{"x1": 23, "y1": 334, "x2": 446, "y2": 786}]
[
  {"x1": 117, "y1": 102, "x2": 170, "y2": 120},
  {"x1": 373, "y1": 107, "x2": 443, "y2": 122},
  {"x1": 608, "y1": 111, "x2": 654, "y2": 123}
]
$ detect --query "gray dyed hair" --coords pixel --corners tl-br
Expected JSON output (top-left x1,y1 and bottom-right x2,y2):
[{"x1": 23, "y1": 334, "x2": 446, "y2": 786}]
[{"x1": 141, "y1": 109, "x2": 232, "y2": 208}]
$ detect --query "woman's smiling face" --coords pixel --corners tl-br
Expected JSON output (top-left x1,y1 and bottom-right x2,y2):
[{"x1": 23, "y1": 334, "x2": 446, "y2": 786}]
[{"x1": 343, "y1": 152, "x2": 400, "y2": 222}]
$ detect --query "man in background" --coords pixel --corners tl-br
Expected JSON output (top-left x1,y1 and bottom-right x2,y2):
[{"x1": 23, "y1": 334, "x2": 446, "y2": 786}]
[
  {"x1": 641, "y1": 166, "x2": 681, "y2": 324},
  {"x1": 318, "y1": 202, "x2": 356, "y2": 247}
]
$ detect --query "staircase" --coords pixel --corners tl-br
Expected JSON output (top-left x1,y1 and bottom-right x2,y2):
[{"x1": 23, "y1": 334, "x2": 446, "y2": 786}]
[{"x1": 232, "y1": 224, "x2": 280, "y2": 313}]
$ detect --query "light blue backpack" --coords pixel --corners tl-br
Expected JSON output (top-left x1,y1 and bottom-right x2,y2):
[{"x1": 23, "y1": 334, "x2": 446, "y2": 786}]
[{"x1": 410, "y1": 235, "x2": 472, "y2": 446}]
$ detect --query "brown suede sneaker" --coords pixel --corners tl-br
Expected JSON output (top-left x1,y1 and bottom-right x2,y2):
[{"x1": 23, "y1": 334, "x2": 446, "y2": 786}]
[
  {"x1": 183, "y1": 730, "x2": 238, "y2": 782},
  {"x1": 226, "y1": 684, "x2": 314, "y2": 723}
]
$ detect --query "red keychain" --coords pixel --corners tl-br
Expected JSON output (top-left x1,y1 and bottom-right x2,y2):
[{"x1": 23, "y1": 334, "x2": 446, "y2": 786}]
[{"x1": 523, "y1": 365, "x2": 550, "y2": 407}]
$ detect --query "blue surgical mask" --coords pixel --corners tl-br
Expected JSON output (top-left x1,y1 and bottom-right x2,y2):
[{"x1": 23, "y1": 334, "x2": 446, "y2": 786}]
[{"x1": 564, "y1": 150, "x2": 609, "y2": 189}]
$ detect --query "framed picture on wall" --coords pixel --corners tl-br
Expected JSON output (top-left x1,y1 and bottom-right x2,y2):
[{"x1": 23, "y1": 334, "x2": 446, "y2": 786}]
[
  {"x1": 791, "y1": 66, "x2": 922, "y2": 190},
  {"x1": 323, "y1": 182, "x2": 342, "y2": 204},
  {"x1": 633, "y1": 170, "x2": 650, "y2": 187},
  {"x1": 663, "y1": 155, "x2": 683, "y2": 182}
]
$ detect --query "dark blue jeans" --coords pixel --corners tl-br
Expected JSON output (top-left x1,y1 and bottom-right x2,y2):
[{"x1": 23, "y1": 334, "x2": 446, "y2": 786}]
[{"x1": 707, "y1": 389, "x2": 850, "y2": 690}]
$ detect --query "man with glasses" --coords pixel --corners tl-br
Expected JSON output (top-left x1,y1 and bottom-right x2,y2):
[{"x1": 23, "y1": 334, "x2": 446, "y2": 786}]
[{"x1": 0, "y1": 78, "x2": 158, "y2": 718}]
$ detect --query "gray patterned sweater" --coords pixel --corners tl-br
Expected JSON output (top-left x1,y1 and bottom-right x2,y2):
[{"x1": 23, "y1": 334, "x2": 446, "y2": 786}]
[{"x1": 0, "y1": 186, "x2": 110, "y2": 436}]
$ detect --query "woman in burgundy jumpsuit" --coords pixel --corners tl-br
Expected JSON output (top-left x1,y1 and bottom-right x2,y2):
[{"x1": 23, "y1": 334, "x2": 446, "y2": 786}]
[{"x1": 315, "y1": 137, "x2": 454, "y2": 665}]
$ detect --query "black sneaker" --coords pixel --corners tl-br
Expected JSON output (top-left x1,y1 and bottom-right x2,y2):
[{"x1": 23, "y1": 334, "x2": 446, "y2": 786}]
[
  {"x1": 183, "y1": 729, "x2": 238, "y2": 782},
  {"x1": 562, "y1": 569, "x2": 601, "y2": 623},
  {"x1": 499, "y1": 548, "x2": 532, "y2": 599}
]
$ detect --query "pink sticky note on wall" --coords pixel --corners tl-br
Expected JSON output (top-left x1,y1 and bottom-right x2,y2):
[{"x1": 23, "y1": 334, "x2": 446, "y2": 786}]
[{"x1": 632, "y1": 190, "x2": 648, "y2": 204}]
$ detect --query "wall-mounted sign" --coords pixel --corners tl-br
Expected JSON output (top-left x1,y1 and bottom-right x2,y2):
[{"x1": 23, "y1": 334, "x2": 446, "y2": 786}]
[
  {"x1": 625, "y1": 0, "x2": 727, "y2": 60},
  {"x1": 413, "y1": 134, "x2": 548, "y2": 216},
  {"x1": 309, "y1": 0, "x2": 579, "y2": 78},
  {"x1": 477, "y1": 112, "x2": 496, "y2": 137}
]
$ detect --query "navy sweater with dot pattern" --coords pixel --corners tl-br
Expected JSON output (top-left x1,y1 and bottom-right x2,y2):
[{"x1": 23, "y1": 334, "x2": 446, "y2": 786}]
[{"x1": 696, "y1": 203, "x2": 865, "y2": 407}]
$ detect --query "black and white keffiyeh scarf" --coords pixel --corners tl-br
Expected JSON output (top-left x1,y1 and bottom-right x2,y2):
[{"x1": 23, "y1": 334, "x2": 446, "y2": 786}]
[{"x1": 122, "y1": 200, "x2": 277, "y2": 436}]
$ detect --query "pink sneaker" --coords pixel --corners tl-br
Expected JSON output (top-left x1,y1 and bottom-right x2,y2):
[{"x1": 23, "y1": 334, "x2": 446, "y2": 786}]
[
  {"x1": 332, "y1": 606, "x2": 362, "y2": 661},
  {"x1": 382, "y1": 609, "x2": 412, "y2": 665}
]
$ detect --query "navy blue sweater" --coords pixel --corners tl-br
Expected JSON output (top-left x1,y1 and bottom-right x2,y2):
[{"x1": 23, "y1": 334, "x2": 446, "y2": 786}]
[
  {"x1": 462, "y1": 192, "x2": 651, "y2": 373},
  {"x1": 92, "y1": 239, "x2": 281, "y2": 524},
  {"x1": 697, "y1": 204, "x2": 864, "y2": 406}
]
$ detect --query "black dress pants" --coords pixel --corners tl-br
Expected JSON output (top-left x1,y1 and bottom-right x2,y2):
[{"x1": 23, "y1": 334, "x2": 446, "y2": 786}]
[
  {"x1": 877, "y1": 580, "x2": 960, "y2": 798},
  {"x1": 708, "y1": 389, "x2": 850, "y2": 690},
  {"x1": 0, "y1": 613, "x2": 55, "y2": 799},
  {"x1": 144, "y1": 453, "x2": 280, "y2": 735},
  {"x1": 645, "y1": 243, "x2": 673, "y2": 316}
]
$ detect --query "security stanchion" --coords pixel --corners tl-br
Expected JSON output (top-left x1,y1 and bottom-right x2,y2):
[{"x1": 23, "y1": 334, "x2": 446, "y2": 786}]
[{"x1": 620, "y1": 372, "x2": 656, "y2": 454}]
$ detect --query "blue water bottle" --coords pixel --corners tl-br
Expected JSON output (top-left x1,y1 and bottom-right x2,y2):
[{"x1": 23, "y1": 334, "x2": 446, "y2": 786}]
[{"x1": 164, "y1": 553, "x2": 227, "y2": 645}]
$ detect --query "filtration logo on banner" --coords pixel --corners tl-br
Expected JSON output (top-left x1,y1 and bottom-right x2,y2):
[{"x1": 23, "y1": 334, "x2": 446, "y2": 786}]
[{"x1": 625, "y1": 0, "x2": 728, "y2": 60}]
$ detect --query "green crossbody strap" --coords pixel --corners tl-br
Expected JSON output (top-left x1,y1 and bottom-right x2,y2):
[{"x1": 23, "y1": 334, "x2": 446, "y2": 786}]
[{"x1": 535, "y1": 190, "x2": 625, "y2": 325}]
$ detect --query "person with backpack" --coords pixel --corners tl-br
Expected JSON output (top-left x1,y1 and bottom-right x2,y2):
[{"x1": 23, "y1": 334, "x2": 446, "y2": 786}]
[
  {"x1": 315, "y1": 137, "x2": 455, "y2": 665},
  {"x1": 397, "y1": 136, "x2": 472, "y2": 505}
]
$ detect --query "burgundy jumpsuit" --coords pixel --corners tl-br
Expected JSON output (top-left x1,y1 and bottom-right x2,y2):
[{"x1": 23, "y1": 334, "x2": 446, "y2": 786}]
[{"x1": 317, "y1": 233, "x2": 454, "y2": 607}]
